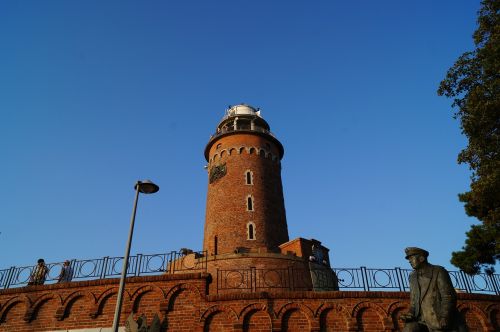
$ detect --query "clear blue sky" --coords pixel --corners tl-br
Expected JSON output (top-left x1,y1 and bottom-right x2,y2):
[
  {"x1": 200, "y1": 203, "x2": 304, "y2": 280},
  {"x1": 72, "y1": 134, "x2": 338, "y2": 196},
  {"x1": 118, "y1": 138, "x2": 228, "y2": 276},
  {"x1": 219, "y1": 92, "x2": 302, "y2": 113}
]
[{"x1": 1, "y1": 1, "x2": 482, "y2": 271}]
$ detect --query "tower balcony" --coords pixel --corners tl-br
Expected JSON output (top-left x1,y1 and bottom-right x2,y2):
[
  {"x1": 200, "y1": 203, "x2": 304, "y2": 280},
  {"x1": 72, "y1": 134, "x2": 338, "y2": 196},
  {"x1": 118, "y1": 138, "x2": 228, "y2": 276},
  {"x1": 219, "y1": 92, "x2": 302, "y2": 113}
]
[
  {"x1": 205, "y1": 114, "x2": 284, "y2": 161},
  {"x1": 210, "y1": 123, "x2": 277, "y2": 141}
]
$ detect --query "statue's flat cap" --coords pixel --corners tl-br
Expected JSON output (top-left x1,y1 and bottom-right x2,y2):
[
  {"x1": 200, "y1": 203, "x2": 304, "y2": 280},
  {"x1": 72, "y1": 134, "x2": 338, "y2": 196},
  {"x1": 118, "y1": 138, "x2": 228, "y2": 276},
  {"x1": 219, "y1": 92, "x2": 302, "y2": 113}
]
[{"x1": 404, "y1": 247, "x2": 429, "y2": 259}]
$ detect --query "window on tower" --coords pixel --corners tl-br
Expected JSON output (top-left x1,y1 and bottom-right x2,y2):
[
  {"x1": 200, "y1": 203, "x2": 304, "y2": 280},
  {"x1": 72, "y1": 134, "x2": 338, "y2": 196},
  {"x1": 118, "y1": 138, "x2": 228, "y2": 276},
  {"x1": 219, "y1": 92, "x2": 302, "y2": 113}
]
[
  {"x1": 245, "y1": 170, "x2": 253, "y2": 185},
  {"x1": 247, "y1": 222, "x2": 255, "y2": 240},
  {"x1": 246, "y1": 195, "x2": 254, "y2": 211}
]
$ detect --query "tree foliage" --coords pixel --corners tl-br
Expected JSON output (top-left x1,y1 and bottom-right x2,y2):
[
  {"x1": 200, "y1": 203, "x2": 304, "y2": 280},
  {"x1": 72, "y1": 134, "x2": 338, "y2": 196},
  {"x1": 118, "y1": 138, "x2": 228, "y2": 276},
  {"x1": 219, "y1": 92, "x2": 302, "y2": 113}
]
[{"x1": 437, "y1": 0, "x2": 499, "y2": 274}]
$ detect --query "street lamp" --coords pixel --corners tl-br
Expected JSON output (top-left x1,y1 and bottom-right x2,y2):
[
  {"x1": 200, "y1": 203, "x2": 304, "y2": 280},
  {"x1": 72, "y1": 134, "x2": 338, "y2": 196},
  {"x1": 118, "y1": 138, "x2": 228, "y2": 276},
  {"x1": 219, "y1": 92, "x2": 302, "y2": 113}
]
[{"x1": 112, "y1": 180, "x2": 159, "y2": 332}]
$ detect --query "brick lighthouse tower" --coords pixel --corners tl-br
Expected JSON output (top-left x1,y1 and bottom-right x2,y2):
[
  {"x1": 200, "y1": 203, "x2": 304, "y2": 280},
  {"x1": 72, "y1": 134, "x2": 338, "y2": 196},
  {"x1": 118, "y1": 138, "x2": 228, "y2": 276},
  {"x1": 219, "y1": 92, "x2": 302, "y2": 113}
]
[
  {"x1": 201, "y1": 104, "x2": 336, "y2": 294},
  {"x1": 203, "y1": 104, "x2": 289, "y2": 256}
]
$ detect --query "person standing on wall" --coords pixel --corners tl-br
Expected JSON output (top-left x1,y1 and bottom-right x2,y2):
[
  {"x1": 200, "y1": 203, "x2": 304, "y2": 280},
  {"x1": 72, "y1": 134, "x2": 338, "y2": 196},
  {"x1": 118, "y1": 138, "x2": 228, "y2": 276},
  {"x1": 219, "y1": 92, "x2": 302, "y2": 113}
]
[
  {"x1": 57, "y1": 260, "x2": 74, "y2": 283},
  {"x1": 28, "y1": 259, "x2": 49, "y2": 285}
]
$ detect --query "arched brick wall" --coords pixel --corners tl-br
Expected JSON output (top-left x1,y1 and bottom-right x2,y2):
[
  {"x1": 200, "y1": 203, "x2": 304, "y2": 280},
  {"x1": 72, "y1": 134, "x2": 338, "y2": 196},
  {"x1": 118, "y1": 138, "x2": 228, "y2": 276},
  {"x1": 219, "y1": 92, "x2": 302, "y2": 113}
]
[
  {"x1": 242, "y1": 309, "x2": 272, "y2": 332},
  {"x1": 200, "y1": 305, "x2": 238, "y2": 332},
  {"x1": 60, "y1": 294, "x2": 87, "y2": 325},
  {"x1": 239, "y1": 303, "x2": 272, "y2": 332},
  {"x1": 281, "y1": 308, "x2": 310, "y2": 332},
  {"x1": 132, "y1": 287, "x2": 164, "y2": 324},
  {"x1": 0, "y1": 298, "x2": 26, "y2": 330},
  {"x1": 458, "y1": 303, "x2": 491, "y2": 331},
  {"x1": 355, "y1": 307, "x2": 385, "y2": 331},
  {"x1": 486, "y1": 304, "x2": 500, "y2": 331},
  {"x1": 387, "y1": 301, "x2": 408, "y2": 331},
  {"x1": 318, "y1": 305, "x2": 349, "y2": 331},
  {"x1": 0, "y1": 273, "x2": 498, "y2": 332},
  {"x1": 165, "y1": 287, "x2": 200, "y2": 331}
]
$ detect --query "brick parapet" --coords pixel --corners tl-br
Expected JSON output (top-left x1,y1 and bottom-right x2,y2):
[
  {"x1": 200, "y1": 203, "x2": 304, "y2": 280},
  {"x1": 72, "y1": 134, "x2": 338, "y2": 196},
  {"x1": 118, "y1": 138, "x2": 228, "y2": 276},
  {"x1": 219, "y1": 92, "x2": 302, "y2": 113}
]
[{"x1": 1, "y1": 273, "x2": 498, "y2": 331}]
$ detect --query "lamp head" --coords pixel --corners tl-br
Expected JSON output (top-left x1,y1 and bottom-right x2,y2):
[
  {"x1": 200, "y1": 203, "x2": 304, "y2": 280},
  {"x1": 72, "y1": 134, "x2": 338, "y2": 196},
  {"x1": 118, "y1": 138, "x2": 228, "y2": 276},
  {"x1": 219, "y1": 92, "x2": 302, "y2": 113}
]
[{"x1": 135, "y1": 180, "x2": 159, "y2": 194}]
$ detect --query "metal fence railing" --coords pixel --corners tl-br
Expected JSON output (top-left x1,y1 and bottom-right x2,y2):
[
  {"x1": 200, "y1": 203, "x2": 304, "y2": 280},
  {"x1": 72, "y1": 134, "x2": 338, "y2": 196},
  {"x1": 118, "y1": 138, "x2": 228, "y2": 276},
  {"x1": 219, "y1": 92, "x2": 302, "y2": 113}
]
[
  {"x1": 1, "y1": 254, "x2": 498, "y2": 295},
  {"x1": 0, "y1": 251, "x2": 207, "y2": 289},
  {"x1": 210, "y1": 125, "x2": 277, "y2": 141},
  {"x1": 333, "y1": 267, "x2": 498, "y2": 294},
  {"x1": 217, "y1": 267, "x2": 500, "y2": 295},
  {"x1": 217, "y1": 267, "x2": 339, "y2": 293}
]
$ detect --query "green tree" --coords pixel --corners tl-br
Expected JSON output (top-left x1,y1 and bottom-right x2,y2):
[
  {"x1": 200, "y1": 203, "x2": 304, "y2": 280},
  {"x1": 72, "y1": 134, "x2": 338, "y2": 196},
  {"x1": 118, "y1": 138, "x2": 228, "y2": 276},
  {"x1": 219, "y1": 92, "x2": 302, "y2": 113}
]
[{"x1": 437, "y1": 0, "x2": 499, "y2": 274}]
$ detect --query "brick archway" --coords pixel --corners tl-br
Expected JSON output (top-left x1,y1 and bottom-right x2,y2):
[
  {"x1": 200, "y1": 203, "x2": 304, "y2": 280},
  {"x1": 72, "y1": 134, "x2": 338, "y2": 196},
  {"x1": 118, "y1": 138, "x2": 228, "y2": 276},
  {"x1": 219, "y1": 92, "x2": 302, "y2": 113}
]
[
  {"x1": 276, "y1": 302, "x2": 315, "y2": 332},
  {"x1": 316, "y1": 303, "x2": 349, "y2": 332},
  {"x1": 130, "y1": 285, "x2": 165, "y2": 313},
  {"x1": 458, "y1": 303, "x2": 491, "y2": 331},
  {"x1": 200, "y1": 305, "x2": 238, "y2": 332},
  {"x1": 352, "y1": 301, "x2": 391, "y2": 331},
  {"x1": 0, "y1": 296, "x2": 29, "y2": 324},
  {"x1": 91, "y1": 286, "x2": 130, "y2": 319},
  {"x1": 239, "y1": 303, "x2": 272, "y2": 332},
  {"x1": 387, "y1": 301, "x2": 409, "y2": 331},
  {"x1": 56, "y1": 290, "x2": 94, "y2": 321},
  {"x1": 486, "y1": 304, "x2": 500, "y2": 331},
  {"x1": 161, "y1": 283, "x2": 203, "y2": 331},
  {"x1": 25, "y1": 293, "x2": 61, "y2": 322}
]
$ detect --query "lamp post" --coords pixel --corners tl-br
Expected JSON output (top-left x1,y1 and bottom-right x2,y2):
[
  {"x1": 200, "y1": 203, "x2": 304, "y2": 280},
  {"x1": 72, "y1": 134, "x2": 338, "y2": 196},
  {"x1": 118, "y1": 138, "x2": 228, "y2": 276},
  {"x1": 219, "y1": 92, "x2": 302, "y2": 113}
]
[{"x1": 112, "y1": 180, "x2": 159, "y2": 332}]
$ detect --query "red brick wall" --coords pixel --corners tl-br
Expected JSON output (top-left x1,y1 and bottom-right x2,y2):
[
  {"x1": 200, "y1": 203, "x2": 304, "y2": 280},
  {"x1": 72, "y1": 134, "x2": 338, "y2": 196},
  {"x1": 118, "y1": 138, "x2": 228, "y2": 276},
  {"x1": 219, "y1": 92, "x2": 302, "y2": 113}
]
[
  {"x1": 356, "y1": 307, "x2": 384, "y2": 331},
  {"x1": 242, "y1": 309, "x2": 272, "y2": 331},
  {"x1": 1, "y1": 273, "x2": 498, "y2": 332},
  {"x1": 281, "y1": 309, "x2": 310, "y2": 331},
  {"x1": 320, "y1": 305, "x2": 349, "y2": 331},
  {"x1": 204, "y1": 133, "x2": 289, "y2": 256}
]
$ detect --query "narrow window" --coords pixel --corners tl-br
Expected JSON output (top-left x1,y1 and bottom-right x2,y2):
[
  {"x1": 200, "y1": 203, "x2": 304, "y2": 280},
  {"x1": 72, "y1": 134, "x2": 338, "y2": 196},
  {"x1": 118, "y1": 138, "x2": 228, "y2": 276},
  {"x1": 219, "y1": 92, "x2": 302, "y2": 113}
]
[
  {"x1": 247, "y1": 195, "x2": 254, "y2": 211},
  {"x1": 247, "y1": 223, "x2": 255, "y2": 240},
  {"x1": 245, "y1": 170, "x2": 253, "y2": 185},
  {"x1": 214, "y1": 236, "x2": 218, "y2": 255}
]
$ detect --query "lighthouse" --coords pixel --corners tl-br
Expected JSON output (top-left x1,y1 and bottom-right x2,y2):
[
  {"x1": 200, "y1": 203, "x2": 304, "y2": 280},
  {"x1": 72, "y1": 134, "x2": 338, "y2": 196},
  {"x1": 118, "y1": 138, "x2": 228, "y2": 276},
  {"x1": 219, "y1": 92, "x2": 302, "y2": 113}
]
[
  {"x1": 203, "y1": 104, "x2": 289, "y2": 256},
  {"x1": 201, "y1": 104, "x2": 336, "y2": 294}
]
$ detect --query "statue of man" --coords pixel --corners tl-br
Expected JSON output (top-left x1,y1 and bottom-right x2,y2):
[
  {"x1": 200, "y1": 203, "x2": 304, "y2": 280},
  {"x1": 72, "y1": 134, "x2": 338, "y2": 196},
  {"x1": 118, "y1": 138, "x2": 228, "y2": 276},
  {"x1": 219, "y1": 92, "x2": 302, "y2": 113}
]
[{"x1": 401, "y1": 247, "x2": 467, "y2": 332}]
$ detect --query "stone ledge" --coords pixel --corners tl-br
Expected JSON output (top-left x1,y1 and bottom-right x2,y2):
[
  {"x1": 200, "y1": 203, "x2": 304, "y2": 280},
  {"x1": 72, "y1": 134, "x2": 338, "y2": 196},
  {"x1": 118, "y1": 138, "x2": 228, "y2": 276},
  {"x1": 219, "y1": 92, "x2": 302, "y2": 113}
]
[{"x1": 208, "y1": 290, "x2": 499, "y2": 302}]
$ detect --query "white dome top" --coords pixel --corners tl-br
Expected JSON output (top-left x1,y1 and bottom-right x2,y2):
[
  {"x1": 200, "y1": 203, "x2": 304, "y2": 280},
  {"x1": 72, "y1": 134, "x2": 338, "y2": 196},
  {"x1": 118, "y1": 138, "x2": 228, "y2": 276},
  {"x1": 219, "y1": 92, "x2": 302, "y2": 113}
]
[{"x1": 227, "y1": 104, "x2": 261, "y2": 117}]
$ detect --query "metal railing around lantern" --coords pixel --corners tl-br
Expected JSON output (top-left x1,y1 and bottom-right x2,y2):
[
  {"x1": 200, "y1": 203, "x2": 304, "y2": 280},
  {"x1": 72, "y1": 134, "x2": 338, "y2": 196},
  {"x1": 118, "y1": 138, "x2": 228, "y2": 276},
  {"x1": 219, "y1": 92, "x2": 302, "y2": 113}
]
[{"x1": 209, "y1": 126, "x2": 277, "y2": 141}]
